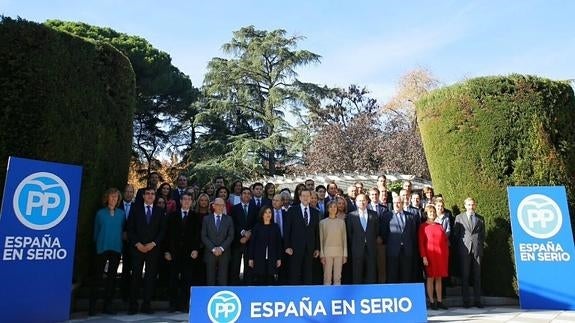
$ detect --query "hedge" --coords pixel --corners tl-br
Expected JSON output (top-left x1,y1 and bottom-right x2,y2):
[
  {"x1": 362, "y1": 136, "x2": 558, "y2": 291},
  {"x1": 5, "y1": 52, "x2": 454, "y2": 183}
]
[
  {"x1": 416, "y1": 75, "x2": 575, "y2": 296},
  {"x1": 0, "y1": 17, "x2": 135, "y2": 282}
]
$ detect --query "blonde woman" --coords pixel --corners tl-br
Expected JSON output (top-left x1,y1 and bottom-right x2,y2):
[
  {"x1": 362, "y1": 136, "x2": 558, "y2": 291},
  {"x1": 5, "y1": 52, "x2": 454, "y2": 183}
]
[{"x1": 319, "y1": 201, "x2": 347, "y2": 285}]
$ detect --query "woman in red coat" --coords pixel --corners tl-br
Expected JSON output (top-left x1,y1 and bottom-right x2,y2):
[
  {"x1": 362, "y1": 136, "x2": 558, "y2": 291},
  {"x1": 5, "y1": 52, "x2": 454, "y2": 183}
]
[{"x1": 419, "y1": 204, "x2": 449, "y2": 310}]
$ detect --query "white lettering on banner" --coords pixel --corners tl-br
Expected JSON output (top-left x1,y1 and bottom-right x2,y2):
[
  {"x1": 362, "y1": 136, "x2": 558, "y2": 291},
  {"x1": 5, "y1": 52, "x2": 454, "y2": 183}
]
[
  {"x1": 251, "y1": 298, "x2": 327, "y2": 318},
  {"x1": 2, "y1": 235, "x2": 67, "y2": 261},
  {"x1": 250, "y1": 297, "x2": 412, "y2": 319},
  {"x1": 518, "y1": 242, "x2": 571, "y2": 262},
  {"x1": 360, "y1": 297, "x2": 412, "y2": 314},
  {"x1": 331, "y1": 299, "x2": 355, "y2": 315}
]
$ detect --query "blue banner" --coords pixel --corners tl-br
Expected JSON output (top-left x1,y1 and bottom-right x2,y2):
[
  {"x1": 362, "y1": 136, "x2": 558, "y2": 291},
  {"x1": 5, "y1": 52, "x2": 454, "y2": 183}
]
[
  {"x1": 507, "y1": 186, "x2": 575, "y2": 310},
  {"x1": 0, "y1": 157, "x2": 82, "y2": 323},
  {"x1": 190, "y1": 283, "x2": 426, "y2": 323}
]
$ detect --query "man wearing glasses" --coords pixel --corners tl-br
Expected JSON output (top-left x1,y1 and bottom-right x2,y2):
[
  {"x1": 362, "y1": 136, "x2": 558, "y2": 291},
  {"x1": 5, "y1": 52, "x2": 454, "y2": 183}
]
[
  {"x1": 201, "y1": 198, "x2": 234, "y2": 286},
  {"x1": 127, "y1": 188, "x2": 166, "y2": 314}
]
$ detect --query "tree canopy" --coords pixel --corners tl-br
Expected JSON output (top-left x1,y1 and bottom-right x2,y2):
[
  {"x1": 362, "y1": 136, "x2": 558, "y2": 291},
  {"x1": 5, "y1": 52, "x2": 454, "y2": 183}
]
[
  {"x1": 46, "y1": 20, "x2": 198, "y2": 177},
  {"x1": 195, "y1": 26, "x2": 322, "y2": 178}
]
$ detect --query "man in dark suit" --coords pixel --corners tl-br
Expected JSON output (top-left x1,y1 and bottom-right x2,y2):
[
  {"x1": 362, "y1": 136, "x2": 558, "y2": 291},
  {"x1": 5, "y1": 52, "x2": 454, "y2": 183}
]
[
  {"x1": 119, "y1": 184, "x2": 134, "y2": 301},
  {"x1": 325, "y1": 181, "x2": 339, "y2": 204},
  {"x1": 127, "y1": 187, "x2": 166, "y2": 314},
  {"x1": 452, "y1": 197, "x2": 485, "y2": 308},
  {"x1": 230, "y1": 187, "x2": 257, "y2": 285},
  {"x1": 171, "y1": 174, "x2": 188, "y2": 209},
  {"x1": 346, "y1": 185, "x2": 357, "y2": 212},
  {"x1": 251, "y1": 182, "x2": 271, "y2": 213},
  {"x1": 134, "y1": 172, "x2": 160, "y2": 204},
  {"x1": 376, "y1": 175, "x2": 392, "y2": 211},
  {"x1": 164, "y1": 192, "x2": 200, "y2": 312},
  {"x1": 367, "y1": 187, "x2": 388, "y2": 283},
  {"x1": 385, "y1": 194, "x2": 418, "y2": 283},
  {"x1": 347, "y1": 193, "x2": 380, "y2": 284},
  {"x1": 407, "y1": 193, "x2": 425, "y2": 282},
  {"x1": 201, "y1": 198, "x2": 234, "y2": 286},
  {"x1": 284, "y1": 189, "x2": 320, "y2": 285},
  {"x1": 271, "y1": 193, "x2": 288, "y2": 284}
]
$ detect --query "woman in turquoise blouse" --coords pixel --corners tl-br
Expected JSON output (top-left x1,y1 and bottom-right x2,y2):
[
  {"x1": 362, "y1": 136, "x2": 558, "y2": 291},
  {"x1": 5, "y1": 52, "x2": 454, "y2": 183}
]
[{"x1": 90, "y1": 187, "x2": 125, "y2": 315}]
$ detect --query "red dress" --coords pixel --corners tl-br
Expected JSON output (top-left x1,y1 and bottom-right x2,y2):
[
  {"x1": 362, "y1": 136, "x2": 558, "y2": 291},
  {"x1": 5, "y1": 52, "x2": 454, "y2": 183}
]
[{"x1": 418, "y1": 222, "x2": 449, "y2": 278}]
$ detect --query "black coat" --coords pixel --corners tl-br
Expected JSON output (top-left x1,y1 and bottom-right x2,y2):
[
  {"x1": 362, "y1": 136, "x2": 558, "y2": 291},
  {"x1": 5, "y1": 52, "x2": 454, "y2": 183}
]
[{"x1": 248, "y1": 222, "x2": 283, "y2": 275}]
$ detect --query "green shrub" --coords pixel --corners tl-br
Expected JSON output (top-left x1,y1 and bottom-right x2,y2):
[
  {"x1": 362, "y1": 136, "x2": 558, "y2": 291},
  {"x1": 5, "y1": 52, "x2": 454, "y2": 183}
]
[
  {"x1": 0, "y1": 17, "x2": 135, "y2": 282},
  {"x1": 416, "y1": 75, "x2": 575, "y2": 296}
]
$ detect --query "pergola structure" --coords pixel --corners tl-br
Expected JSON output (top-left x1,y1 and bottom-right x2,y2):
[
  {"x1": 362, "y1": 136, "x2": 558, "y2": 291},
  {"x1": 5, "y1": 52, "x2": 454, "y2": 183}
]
[{"x1": 249, "y1": 173, "x2": 432, "y2": 193}]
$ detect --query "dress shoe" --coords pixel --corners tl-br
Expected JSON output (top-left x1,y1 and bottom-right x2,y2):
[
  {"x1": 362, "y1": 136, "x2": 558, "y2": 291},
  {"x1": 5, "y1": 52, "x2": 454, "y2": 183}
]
[
  {"x1": 437, "y1": 302, "x2": 448, "y2": 310},
  {"x1": 140, "y1": 303, "x2": 154, "y2": 314},
  {"x1": 128, "y1": 303, "x2": 138, "y2": 315},
  {"x1": 463, "y1": 302, "x2": 471, "y2": 308},
  {"x1": 474, "y1": 302, "x2": 484, "y2": 308}
]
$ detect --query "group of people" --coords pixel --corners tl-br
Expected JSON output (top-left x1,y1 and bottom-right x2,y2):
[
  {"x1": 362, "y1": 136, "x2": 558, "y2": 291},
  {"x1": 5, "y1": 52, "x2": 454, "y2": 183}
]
[{"x1": 89, "y1": 173, "x2": 485, "y2": 315}]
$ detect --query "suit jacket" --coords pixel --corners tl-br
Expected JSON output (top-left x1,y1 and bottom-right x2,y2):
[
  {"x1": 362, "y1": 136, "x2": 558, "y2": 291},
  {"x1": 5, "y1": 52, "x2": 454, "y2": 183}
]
[
  {"x1": 347, "y1": 198, "x2": 357, "y2": 213},
  {"x1": 127, "y1": 203, "x2": 166, "y2": 247},
  {"x1": 284, "y1": 204, "x2": 320, "y2": 254},
  {"x1": 346, "y1": 209, "x2": 380, "y2": 259},
  {"x1": 452, "y1": 212, "x2": 485, "y2": 258},
  {"x1": 231, "y1": 202, "x2": 258, "y2": 245},
  {"x1": 407, "y1": 206, "x2": 425, "y2": 224},
  {"x1": 272, "y1": 208, "x2": 287, "y2": 239},
  {"x1": 201, "y1": 213, "x2": 234, "y2": 258},
  {"x1": 367, "y1": 203, "x2": 386, "y2": 220},
  {"x1": 385, "y1": 210, "x2": 418, "y2": 257},
  {"x1": 250, "y1": 197, "x2": 271, "y2": 215},
  {"x1": 171, "y1": 188, "x2": 188, "y2": 209},
  {"x1": 378, "y1": 210, "x2": 393, "y2": 244},
  {"x1": 165, "y1": 210, "x2": 200, "y2": 258}
]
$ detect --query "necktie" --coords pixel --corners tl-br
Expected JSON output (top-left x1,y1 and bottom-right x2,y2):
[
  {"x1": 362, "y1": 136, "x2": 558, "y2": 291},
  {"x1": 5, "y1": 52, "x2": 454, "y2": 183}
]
[
  {"x1": 125, "y1": 202, "x2": 130, "y2": 219},
  {"x1": 256, "y1": 199, "x2": 261, "y2": 208},
  {"x1": 183, "y1": 211, "x2": 187, "y2": 220},
  {"x1": 243, "y1": 204, "x2": 248, "y2": 220},
  {"x1": 216, "y1": 215, "x2": 221, "y2": 231},
  {"x1": 146, "y1": 205, "x2": 152, "y2": 224},
  {"x1": 360, "y1": 212, "x2": 367, "y2": 230},
  {"x1": 304, "y1": 207, "x2": 309, "y2": 225},
  {"x1": 276, "y1": 210, "x2": 283, "y2": 236},
  {"x1": 397, "y1": 212, "x2": 404, "y2": 231}
]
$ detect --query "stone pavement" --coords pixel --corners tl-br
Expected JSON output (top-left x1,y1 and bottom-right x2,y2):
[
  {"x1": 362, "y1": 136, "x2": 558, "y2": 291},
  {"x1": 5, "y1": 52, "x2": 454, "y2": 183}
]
[{"x1": 64, "y1": 307, "x2": 575, "y2": 323}]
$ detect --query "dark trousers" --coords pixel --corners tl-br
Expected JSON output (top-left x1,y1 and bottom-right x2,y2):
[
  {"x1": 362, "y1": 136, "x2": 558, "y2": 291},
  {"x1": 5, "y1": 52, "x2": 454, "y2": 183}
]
[
  {"x1": 129, "y1": 247, "x2": 160, "y2": 308},
  {"x1": 90, "y1": 251, "x2": 121, "y2": 312},
  {"x1": 168, "y1": 255, "x2": 194, "y2": 310},
  {"x1": 386, "y1": 246, "x2": 413, "y2": 283},
  {"x1": 352, "y1": 246, "x2": 376, "y2": 284},
  {"x1": 206, "y1": 252, "x2": 230, "y2": 286},
  {"x1": 253, "y1": 259, "x2": 277, "y2": 286},
  {"x1": 121, "y1": 241, "x2": 132, "y2": 300},
  {"x1": 289, "y1": 247, "x2": 313, "y2": 285},
  {"x1": 460, "y1": 252, "x2": 482, "y2": 304},
  {"x1": 230, "y1": 244, "x2": 250, "y2": 285}
]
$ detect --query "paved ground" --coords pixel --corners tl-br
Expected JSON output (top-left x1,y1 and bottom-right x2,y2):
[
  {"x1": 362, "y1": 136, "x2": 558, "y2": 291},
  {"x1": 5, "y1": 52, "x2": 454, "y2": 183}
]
[{"x1": 65, "y1": 307, "x2": 575, "y2": 322}]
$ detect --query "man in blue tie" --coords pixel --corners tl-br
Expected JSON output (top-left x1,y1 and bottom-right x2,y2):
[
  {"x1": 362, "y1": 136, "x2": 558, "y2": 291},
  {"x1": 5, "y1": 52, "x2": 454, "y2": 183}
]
[
  {"x1": 202, "y1": 198, "x2": 234, "y2": 286},
  {"x1": 127, "y1": 187, "x2": 166, "y2": 314},
  {"x1": 346, "y1": 194, "x2": 379, "y2": 284},
  {"x1": 284, "y1": 190, "x2": 320, "y2": 285},
  {"x1": 271, "y1": 194, "x2": 288, "y2": 284},
  {"x1": 385, "y1": 194, "x2": 417, "y2": 283}
]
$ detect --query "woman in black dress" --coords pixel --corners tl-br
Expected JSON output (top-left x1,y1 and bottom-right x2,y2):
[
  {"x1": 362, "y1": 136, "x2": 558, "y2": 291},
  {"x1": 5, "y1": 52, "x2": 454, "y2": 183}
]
[{"x1": 248, "y1": 205, "x2": 282, "y2": 285}]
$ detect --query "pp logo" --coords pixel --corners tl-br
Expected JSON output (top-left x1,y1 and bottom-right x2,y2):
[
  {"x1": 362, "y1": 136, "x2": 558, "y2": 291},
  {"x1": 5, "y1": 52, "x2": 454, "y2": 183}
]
[
  {"x1": 12, "y1": 172, "x2": 70, "y2": 230},
  {"x1": 517, "y1": 194, "x2": 562, "y2": 239},
  {"x1": 207, "y1": 290, "x2": 241, "y2": 323}
]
